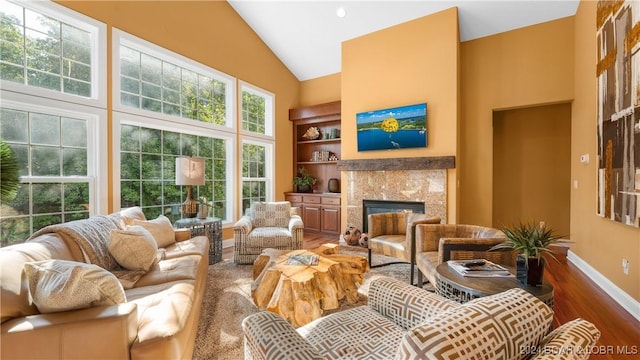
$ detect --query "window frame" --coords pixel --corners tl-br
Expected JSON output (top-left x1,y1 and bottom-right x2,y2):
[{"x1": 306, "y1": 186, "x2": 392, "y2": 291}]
[
  {"x1": 240, "y1": 137, "x2": 274, "y2": 206},
  {"x1": 0, "y1": 0, "x2": 107, "y2": 108},
  {"x1": 239, "y1": 81, "x2": 274, "y2": 138}
]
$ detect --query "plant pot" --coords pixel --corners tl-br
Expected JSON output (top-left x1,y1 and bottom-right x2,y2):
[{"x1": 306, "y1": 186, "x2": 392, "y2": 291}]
[
  {"x1": 516, "y1": 254, "x2": 528, "y2": 286},
  {"x1": 527, "y1": 257, "x2": 545, "y2": 286},
  {"x1": 198, "y1": 204, "x2": 209, "y2": 219},
  {"x1": 296, "y1": 184, "x2": 311, "y2": 193}
]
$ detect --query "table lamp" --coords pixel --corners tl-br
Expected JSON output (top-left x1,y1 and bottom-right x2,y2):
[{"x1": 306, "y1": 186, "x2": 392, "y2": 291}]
[{"x1": 175, "y1": 157, "x2": 205, "y2": 218}]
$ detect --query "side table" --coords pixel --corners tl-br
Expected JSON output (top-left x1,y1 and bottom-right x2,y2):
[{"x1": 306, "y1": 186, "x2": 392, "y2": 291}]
[
  {"x1": 174, "y1": 217, "x2": 222, "y2": 265},
  {"x1": 434, "y1": 262, "x2": 554, "y2": 308}
]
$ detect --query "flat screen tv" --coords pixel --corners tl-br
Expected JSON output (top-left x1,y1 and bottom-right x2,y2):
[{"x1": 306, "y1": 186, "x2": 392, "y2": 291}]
[{"x1": 356, "y1": 103, "x2": 427, "y2": 152}]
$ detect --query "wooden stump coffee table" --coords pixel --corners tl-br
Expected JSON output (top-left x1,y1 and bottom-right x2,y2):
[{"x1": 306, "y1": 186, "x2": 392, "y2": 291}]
[{"x1": 251, "y1": 243, "x2": 369, "y2": 327}]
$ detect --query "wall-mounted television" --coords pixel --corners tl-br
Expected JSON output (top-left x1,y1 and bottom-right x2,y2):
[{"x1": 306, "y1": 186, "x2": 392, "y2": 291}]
[{"x1": 356, "y1": 103, "x2": 427, "y2": 152}]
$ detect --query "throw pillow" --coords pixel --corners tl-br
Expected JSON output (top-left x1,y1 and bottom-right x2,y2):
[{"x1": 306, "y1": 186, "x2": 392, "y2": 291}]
[
  {"x1": 251, "y1": 202, "x2": 291, "y2": 228},
  {"x1": 24, "y1": 259, "x2": 126, "y2": 314},
  {"x1": 109, "y1": 225, "x2": 158, "y2": 271},
  {"x1": 132, "y1": 215, "x2": 175, "y2": 248}
]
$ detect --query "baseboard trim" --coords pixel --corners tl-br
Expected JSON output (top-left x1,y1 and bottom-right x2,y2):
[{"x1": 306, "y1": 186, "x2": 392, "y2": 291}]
[{"x1": 567, "y1": 250, "x2": 640, "y2": 322}]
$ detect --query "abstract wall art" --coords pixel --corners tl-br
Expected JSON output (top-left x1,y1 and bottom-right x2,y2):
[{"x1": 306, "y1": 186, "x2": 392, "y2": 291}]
[{"x1": 596, "y1": 0, "x2": 640, "y2": 227}]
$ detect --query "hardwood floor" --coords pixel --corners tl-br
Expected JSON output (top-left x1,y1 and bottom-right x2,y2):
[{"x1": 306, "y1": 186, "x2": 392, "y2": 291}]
[{"x1": 222, "y1": 233, "x2": 640, "y2": 359}]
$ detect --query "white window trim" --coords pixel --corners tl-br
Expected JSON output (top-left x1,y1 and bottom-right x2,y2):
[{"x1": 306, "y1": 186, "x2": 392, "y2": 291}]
[
  {"x1": 0, "y1": 90, "x2": 109, "y2": 215},
  {"x1": 0, "y1": 0, "x2": 107, "y2": 109},
  {"x1": 240, "y1": 137, "x2": 274, "y2": 201},
  {"x1": 112, "y1": 29, "x2": 236, "y2": 133},
  {"x1": 239, "y1": 81, "x2": 274, "y2": 139},
  {"x1": 112, "y1": 111, "x2": 236, "y2": 225}
]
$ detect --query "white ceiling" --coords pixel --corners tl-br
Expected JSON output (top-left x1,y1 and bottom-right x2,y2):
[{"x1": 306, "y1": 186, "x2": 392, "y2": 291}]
[{"x1": 228, "y1": 0, "x2": 579, "y2": 81}]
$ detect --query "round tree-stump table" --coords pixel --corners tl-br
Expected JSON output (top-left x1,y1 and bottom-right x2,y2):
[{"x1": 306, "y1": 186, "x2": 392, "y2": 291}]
[{"x1": 251, "y1": 243, "x2": 369, "y2": 327}]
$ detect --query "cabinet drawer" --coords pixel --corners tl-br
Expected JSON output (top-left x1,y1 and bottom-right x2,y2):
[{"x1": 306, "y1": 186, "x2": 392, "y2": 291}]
[
  {"x1": 321, "y1": 197, "x2": 340, "y2": 205},
  {"x1": 303, "y1": 195, "x2": 321, "y2": 204},
  {"x1": 286, "y1": 195, "x2": 302, "y2": 203}
]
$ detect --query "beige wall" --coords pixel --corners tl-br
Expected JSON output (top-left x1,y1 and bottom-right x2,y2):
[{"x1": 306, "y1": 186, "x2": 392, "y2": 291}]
[
  {"x1": 571, "y1": 1, "x2": 639, "y2": 301},
  {"x1": 492, "y1": 103, "x2": 572, "y2": 237},
  {"x1": 459, "y1": 17, "x2": 575, "y2": 227},
  {"x1": 57, "y1": 1, "x2": 300, "y2": 240},
  {"x1": 299, "y1": 73, "x2": 341, "y2": 107},
  {"x1": 341, "y1": 7, "x2": 460, "y2": 226}
]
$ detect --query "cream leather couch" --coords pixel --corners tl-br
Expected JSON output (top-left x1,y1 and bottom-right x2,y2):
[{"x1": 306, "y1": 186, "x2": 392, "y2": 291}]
[{"x1": 1, "y1": 207, "x2": 209, "y2": 360}]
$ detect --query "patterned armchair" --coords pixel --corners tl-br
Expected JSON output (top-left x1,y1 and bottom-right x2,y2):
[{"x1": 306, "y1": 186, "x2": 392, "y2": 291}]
[
  {"x1": 414, "y1": 224, "x2": 514, "y2": 286},
  {"x1": 242, "y1": 276, "x2": 600, "y2": 359},
  {"x1": 233, "y1": 201, "x2": 304, "y2": 264},
  {"x1": 367, "y1": 212, "x2": 441, "y2": 284}
]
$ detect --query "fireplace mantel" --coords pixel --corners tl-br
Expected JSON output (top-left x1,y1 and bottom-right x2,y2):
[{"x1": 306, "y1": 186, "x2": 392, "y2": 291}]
[{"x1": 337, "y1": 156, "x2": 454, "y2": 171}]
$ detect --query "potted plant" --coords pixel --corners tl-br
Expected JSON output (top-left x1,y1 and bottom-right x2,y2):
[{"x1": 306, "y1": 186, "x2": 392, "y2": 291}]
[
  {"x1": 1, "y1": 141, "x2": 19, "y2": 203},
  {"x1": 292, "y1": 167, "x2": 317, "y2": 193},
  {"x1": 490, "y1": 221, "x2": 566, "y2": 286}
]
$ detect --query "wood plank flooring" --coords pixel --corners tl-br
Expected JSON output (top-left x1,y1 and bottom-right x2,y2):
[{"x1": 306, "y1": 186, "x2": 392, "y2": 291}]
[{"x1": 221, "y1": 233, "x2": 640, "y2": 359}]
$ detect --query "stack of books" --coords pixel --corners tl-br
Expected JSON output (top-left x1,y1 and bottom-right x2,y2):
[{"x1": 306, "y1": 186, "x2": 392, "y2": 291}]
[
  {"x1": 447, "y1": 259, "x2": 513, "y2": 277},
  {"x1": 286, "y1": 253, "x2": 319, "y2": 266}
]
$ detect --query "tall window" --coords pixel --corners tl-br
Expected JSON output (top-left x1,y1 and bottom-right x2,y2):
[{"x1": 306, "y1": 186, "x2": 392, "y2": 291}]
[
  {"x1": 240, "y1": 83, "x2": 274, "y2": 211},
  {"x1": 113, "y1": 30, "x2": 235, "y2": 223},
  {"x1": 0, "y1": 1, "x2": 106, "y2": 245}
]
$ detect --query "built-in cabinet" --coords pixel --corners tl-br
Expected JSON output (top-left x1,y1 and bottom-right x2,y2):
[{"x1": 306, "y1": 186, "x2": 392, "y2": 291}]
[
  {"x1": 288, "y1": 101, "x2": 341, "y2": 235},
  {"x1": 284, "y1": 193, "x2": 341, "y2": 235}
]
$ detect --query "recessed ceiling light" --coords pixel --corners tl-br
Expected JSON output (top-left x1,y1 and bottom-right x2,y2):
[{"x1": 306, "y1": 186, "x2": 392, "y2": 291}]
[{"x1": 336, "y1": 7, "x2": 346, "y2": 18}]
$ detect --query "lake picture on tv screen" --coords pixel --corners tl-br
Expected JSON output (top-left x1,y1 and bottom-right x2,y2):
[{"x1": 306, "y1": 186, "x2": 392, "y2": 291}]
[{"x1": 356, "y1": 103, "x2": 427, "y2": 151}]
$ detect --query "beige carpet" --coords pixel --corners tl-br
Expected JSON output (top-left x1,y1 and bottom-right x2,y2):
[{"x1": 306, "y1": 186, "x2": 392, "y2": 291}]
[{"x1": 192, "y1": 248, "x2": 421, "y2": 360}]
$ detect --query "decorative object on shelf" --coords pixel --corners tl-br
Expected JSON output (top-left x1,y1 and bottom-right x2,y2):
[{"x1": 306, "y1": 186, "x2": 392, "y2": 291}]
[
  {"x1": 292, "y1": 167, "x2": 317, "y2": 193},
  {"x1": 302, "y1": 126, "x2": 320, "y2": 140},
  {"x1": 175, "y1": 157, "x2": 205, "y2": 218},
  {"x1": 328, "y1": 178, "x2": 340, "y2": 193},
  {"x1": 490, "y1": 221, "x2": 566, "y2": 286},
  {"x1": 356, "y1": 103, "x2": 427, "y2": 152}
]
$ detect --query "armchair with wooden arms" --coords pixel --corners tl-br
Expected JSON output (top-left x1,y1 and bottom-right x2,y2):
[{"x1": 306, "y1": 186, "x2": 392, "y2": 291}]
[
  {"x1": 233, "y1": 201, "x2": 304, "y2": 264},
  {"x1": 367, "y1": 212, "x2": 441, "y2": 284},
  {"x1": 414, "y1": 224, "x2": 515, "y2": 287}
]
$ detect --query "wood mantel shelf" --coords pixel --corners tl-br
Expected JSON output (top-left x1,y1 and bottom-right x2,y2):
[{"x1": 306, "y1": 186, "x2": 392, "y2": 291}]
[{"x1": 336, "y1": 156, "x2": 455, "y2": 171}]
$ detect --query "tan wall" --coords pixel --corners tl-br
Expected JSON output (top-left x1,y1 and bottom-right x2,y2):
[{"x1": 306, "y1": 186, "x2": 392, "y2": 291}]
[
  {"x1": 299, "y1": 73, "x2": 341, "y2": 107},
  {"x1": 341, "y1": 7, "x2": 460, "y2": 226},
  {"x1": 571, "y1": 1, "x2": 639, "y2": 301},
  {"x1": 492, "y1": 103, "x2": 572, "y2": 237},
  {"x1": 57, "y1": 1, "x2": 300, "y2": 239},
  {"x1": 459, "y1": 17, "x2": 575, "y2": 226}
]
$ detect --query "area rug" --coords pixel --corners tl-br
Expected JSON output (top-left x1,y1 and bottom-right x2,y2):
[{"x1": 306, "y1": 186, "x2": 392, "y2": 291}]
[{"x1": 192, "y1": 248, "x2": 423, "y2": 360}]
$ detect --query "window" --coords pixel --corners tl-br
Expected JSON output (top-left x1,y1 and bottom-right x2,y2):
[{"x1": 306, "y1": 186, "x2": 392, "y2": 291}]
[
  {"x1": 114, "y1": 29, "x2": 234, "y2": 128},
  {"x1": 115, "y1": 114, "x2": 232, "y2": 223},
  {"x1": 113, "y1": 30, "x2": 236, "y2": 223},
  {"x1": 240, "y1": 83, "x2": 274, "y2": 211},
  {"x1": 0, "y1": 1, "x2": 106, "y2": 245},
  {"x1": 0, "y1": 94, "x2": 107, "y2": 246},
  {"x1": 0, "y1": 0, "x2": 106, "y2": 106}
]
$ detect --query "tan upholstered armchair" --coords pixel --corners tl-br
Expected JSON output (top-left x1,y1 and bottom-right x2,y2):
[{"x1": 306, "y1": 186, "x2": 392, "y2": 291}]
[
  {"x1": 414, "y1": 224, "x2": 514, "y2": 286},
  {"x1": 367, "y1": 212, "x2": 441, "y2": 284},
  {"x1": 233, "y1": 201, "x2": 304, "y2": 264}
]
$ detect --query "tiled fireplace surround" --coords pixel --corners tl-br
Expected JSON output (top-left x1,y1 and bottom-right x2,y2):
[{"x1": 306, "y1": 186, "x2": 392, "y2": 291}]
[{"x1": 337, "y1": 156, "x2": 454, "y2": 232}]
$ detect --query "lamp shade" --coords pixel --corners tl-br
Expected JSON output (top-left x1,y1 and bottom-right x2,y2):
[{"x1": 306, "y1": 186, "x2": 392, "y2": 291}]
[{"x1": 175, "y1": 157, "x2": 205, "y2": 186}]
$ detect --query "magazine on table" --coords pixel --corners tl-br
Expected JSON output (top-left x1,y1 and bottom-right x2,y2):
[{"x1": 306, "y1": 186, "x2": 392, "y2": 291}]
[
  {"x1": 447, "y1": 259, "x2": 513, "y2": 277},
  {"x1": 286, "y1": 253, "x2": 319, "y2": 266}
]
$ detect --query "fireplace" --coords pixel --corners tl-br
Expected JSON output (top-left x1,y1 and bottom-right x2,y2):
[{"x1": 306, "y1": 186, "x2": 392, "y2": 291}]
[{"x1": 362, "y1": 200, "x2": 425, "y2": 233}]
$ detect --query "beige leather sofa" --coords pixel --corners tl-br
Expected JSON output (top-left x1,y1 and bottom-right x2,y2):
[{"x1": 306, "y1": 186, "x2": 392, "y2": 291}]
[{"x1": 1, "y1": 207, "x2": 209, "y2": 359}]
